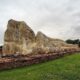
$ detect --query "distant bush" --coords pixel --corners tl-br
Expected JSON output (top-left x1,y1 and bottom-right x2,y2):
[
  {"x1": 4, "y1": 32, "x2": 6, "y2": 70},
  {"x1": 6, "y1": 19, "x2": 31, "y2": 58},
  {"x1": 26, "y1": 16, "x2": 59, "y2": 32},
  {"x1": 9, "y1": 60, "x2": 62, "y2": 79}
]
[
  {"x1": 66, "y1": 39, "x2": 80, "y2": 47},
  {"x1": 0, "y1": 46, "x2": 2, "y2": 49},
  {"x1": 78, "y1": 42, "x2": 80, "y2": 47}
]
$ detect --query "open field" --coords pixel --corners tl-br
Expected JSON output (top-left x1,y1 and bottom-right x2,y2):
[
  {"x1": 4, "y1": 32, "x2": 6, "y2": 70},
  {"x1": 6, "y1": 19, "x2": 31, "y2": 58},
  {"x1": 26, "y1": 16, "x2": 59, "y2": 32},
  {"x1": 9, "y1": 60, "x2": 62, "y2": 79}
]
[{"x1": 0, "y1": 53, "x2": 80, "y2": 80}]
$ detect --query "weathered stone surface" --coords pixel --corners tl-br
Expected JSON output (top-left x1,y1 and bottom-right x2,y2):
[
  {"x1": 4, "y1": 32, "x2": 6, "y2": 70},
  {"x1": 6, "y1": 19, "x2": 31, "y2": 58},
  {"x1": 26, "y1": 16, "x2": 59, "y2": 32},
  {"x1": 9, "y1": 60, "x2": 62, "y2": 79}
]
[
  {"x1": 3, "y1": 19, "x2": 35, "y2": 55},
  {"x1": 3, "y1": 19, "x2": 79, "y2": 55},
  {"x1": 35, "y1": 31, "x2": 78, "y2": 54}
]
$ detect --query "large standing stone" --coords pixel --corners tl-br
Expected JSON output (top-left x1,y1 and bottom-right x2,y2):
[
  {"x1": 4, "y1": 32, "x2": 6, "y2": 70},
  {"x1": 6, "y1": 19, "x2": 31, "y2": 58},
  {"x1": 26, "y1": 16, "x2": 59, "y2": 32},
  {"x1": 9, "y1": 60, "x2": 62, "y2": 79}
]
[
  {"x1": 3, "y1": 19, "x2": 35, "y2": 55},
  {"x1": 3, "y1": 19, "x2": 79, "y2": 56},
  {"x1": 35, "y1": 31, "x2": 78, "y2": 53}
]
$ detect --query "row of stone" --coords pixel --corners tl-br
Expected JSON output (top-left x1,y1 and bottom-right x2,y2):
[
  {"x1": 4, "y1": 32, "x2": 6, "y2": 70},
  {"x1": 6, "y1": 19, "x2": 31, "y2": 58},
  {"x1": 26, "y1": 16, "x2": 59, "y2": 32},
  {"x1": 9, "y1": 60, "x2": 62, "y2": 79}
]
[{"x1": 0, "y1": 49, "x2": 80, "y2": 70}]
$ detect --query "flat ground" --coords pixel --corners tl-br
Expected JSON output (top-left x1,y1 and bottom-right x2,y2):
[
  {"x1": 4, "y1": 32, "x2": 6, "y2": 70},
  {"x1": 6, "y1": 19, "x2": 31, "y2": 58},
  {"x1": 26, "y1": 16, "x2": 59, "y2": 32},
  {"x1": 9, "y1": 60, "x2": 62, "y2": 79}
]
[{"x1": 0, "y1": 53, "x2": 80, "y2": 80}]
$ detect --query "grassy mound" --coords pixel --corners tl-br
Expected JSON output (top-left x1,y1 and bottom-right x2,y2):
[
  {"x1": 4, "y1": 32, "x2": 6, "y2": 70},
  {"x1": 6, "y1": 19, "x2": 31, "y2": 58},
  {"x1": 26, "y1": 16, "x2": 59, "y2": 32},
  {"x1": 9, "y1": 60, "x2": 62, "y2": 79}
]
[{"x1": 0, "y1": 53, "x2": 80, "y2": 80}]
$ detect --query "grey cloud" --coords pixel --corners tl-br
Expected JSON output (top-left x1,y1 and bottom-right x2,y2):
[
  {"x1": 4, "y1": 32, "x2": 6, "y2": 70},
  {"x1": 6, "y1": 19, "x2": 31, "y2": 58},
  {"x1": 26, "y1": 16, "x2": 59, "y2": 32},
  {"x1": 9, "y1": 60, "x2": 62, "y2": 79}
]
[
  {"x1": 73, "y1": 26, "x2": 80, "y2": 36},
  {"x1": 0, "y1": 0, "x2": 80, "y2": 45}
]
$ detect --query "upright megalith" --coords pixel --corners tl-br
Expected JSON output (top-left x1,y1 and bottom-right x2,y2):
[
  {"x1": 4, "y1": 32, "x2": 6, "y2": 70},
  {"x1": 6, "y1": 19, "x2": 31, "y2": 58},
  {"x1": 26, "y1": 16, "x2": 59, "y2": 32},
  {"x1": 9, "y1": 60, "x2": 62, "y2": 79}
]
[
  {"x1": 3, "y1": 19, "x2": 35, "y2": 55},
  {"x1": 3, "y1": 19, "x2": 79, "y2": 56}
]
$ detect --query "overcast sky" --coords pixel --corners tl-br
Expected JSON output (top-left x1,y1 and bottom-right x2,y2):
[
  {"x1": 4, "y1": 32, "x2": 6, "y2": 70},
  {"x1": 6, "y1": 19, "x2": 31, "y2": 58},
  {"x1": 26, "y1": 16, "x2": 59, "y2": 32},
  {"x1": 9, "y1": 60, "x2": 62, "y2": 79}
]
[{"x1": 0, "y1": 0, "x2": 80, "y2": 45}]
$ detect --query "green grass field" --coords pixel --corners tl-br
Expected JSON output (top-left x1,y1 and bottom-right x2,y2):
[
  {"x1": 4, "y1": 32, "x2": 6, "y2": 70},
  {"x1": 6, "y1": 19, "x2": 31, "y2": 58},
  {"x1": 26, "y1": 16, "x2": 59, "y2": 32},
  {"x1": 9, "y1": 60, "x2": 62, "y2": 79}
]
[{"x1": 0, "y1": 53, "x2": 80, "y2": 80}]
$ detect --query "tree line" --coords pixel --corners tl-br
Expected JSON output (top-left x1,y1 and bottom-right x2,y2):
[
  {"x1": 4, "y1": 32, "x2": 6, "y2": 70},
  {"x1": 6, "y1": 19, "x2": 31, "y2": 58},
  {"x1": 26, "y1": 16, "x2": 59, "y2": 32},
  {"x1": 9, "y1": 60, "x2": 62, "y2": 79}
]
[{"x1": 66, "y1": 39, "x2": 80, "y2": 47}]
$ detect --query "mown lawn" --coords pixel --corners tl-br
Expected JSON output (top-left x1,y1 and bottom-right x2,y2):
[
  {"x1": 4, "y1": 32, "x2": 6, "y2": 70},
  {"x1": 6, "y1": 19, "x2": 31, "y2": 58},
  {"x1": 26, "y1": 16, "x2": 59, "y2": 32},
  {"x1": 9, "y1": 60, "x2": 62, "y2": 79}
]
[{"x1": 0, "y1": 53, "x2": 80, "y2": 80}]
